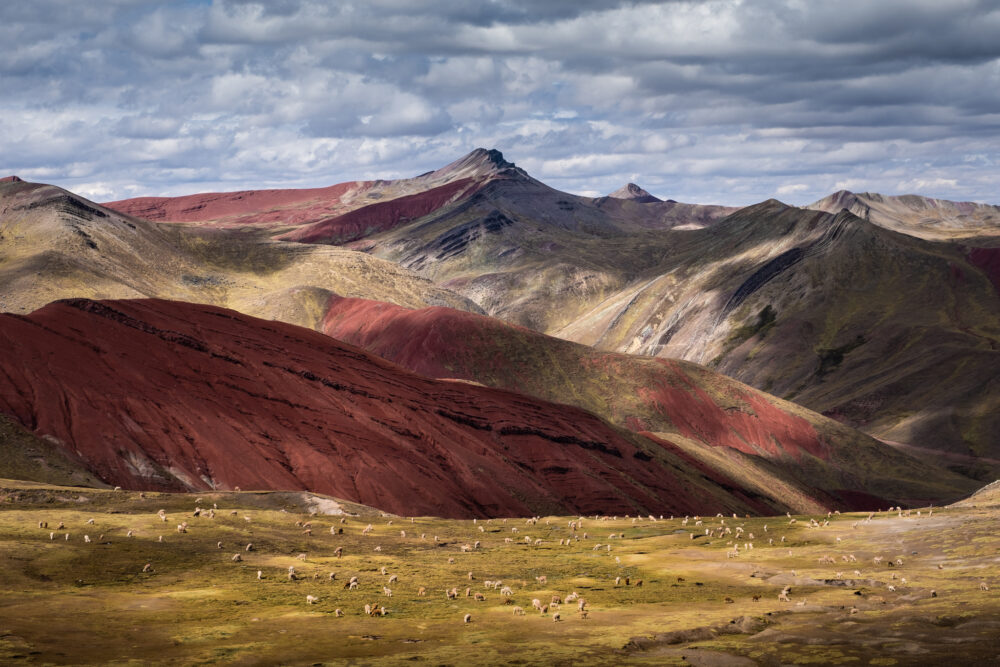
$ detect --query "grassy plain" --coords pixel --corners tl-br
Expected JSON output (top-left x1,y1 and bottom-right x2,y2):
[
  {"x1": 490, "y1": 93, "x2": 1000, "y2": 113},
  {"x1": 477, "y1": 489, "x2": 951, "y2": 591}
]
[{"x1": 0, "y1": 480, "x2": 997, "y2": 665}]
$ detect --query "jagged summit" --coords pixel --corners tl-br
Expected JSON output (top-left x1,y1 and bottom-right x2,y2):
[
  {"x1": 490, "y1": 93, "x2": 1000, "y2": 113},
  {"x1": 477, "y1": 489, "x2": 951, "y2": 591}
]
[
  {"x1": 428, "y1": 147, "x2": 528, "y2": 182},
  {"x1": 469, "y1": 147, "x2": 515, "y2": 170},
  {"x1": 609, "y1": 183, "x2": 661, "y2": 203},
  {"x1": 812, "y1": 189, "x2": 862, "y2": 213},
  {"x1": 0, "y1": 175, "x2": 23, "y2": 183}
]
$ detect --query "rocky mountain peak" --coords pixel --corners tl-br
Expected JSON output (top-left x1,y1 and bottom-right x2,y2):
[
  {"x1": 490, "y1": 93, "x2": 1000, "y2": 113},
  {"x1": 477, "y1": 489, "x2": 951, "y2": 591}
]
[{"x1": 609, "y1": 183, "x2": 661, "y2": 203}]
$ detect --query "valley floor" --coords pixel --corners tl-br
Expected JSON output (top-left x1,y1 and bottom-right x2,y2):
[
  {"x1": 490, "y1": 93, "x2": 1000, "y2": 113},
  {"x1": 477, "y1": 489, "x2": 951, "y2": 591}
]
[{"x1": 0, "y1": 480, "x2": 998, "y2": 665}]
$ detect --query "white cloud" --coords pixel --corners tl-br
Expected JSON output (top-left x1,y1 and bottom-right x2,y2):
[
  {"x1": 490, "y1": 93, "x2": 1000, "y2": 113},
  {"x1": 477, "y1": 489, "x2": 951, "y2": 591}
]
[
  {"x1": 776, "y1": 183, "x2": 809, "y2": 195},
  {"x1": 0, "y1": 1, "x2": 997, "y2": 205}
]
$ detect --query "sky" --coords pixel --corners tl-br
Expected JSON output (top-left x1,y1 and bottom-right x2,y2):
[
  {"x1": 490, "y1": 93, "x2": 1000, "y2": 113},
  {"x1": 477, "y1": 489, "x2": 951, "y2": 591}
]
[{"x1": 2, "y1": 0, "x2": 999, "y2": 206}]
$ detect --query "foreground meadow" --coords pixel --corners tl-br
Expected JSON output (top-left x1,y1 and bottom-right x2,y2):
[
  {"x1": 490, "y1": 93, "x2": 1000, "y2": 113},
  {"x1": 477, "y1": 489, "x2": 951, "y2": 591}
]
[{"x1": 0, "y1": 480, "x2": 997, "y2": 665}]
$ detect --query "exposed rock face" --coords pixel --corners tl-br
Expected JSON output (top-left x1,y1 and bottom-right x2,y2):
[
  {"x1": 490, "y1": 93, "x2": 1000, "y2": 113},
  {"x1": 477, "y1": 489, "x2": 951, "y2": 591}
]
[
  {"x1": 609, "y1": 183, "x2": 661, "y2": 203},
  {"x1": 321, "y1": 296, "x2": 978, "y2": 508},
  {"x1": 0, "y1": 298, "x2": 781, "y2": 518}
]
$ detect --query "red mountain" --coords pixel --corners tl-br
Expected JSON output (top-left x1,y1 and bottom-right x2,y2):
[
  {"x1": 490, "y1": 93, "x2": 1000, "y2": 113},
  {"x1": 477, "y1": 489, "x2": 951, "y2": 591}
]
[
  {"x1": 0, "y1": 298, "x2": 785, "y2": 518},
  {"x1": 102, "y1": 180, "x2": 371, "y2": 230}
]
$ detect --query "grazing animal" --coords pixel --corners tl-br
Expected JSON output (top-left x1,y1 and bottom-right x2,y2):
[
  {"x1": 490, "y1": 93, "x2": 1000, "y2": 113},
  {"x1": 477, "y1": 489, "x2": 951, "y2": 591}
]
[
  {"x1": 464, "y1": 613, "x2": 472, "y2": 623},
  {"x1": 335, "y1": 608, "x2": 344, "y2": 617},
  {"x1": 513, "y1": 606, "x2": 525, "y2": 616},
  {"x1": 980, "y1": 581, "x2": 990, "y2": 591},
  {"x1": 778, "y1": 586, "x2": 791, "y2": 602},
  {"x1": 232, "y1": 554, "x2": 242, "y2": 562},
  {"x1": 257, "y1": 570, "x2": 263, "y2": 580},
  {"x1": 142, "y1": 563, "x2": 153, "y2": 573},
  {"x1": 553, "y1": 612, "x2": 561, "y2": 622},
  {"x1": 306, "y1": 595, "x2": 318, "y2": 605}
]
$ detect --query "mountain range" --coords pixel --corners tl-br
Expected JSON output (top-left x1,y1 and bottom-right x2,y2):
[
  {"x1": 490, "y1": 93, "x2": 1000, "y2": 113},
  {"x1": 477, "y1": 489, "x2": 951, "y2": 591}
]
[
  {"x1": 0, "y1": 147, "x2": 996, "y2": 516},
  {"x1": 106, "y1": 149, "x2": 1000, "y2": 479}
]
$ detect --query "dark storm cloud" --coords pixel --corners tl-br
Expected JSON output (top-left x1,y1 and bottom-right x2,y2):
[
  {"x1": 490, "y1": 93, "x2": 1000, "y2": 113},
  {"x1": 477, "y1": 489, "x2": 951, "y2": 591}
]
[{"x1": 0, "y1": 0, "x2": 997, "y2": 205}]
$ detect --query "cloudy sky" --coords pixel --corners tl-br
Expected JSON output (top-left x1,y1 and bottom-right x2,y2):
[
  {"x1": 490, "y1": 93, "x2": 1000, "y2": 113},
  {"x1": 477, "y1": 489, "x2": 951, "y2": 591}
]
[{"x1": 2, "y1": 0, "x2": 999, "y2": 205}]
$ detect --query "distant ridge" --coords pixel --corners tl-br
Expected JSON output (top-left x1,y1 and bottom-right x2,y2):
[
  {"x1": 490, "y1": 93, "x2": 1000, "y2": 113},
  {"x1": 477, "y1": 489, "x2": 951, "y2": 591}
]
[{"x1": 808, "y1": 190, "x2": 1000, "y2": 241}]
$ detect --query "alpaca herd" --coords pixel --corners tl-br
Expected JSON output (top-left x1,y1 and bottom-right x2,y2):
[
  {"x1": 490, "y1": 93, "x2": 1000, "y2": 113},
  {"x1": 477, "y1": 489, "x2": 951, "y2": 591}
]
[{"x1": 19, "y1": 491, "x2": 996, "y2": 635}]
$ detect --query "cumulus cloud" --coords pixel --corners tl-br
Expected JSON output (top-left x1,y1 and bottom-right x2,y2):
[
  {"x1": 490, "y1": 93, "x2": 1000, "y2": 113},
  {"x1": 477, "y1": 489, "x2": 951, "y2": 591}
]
[{"x1": 0, "y1": 0, "x2": 998, "y2": 205}]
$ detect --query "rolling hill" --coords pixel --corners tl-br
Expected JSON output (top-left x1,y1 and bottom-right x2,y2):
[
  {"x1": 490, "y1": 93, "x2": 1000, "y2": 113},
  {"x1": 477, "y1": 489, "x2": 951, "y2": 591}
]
[
  {"x1": 0, "y1": 176, "x2": 481, "y2": 331},
  {"x1": 320, "y1": 295, "x2": 978, "y2": 508},
  {"x1": 0, "y1": 297, "x2": 797, "y2": 518}
]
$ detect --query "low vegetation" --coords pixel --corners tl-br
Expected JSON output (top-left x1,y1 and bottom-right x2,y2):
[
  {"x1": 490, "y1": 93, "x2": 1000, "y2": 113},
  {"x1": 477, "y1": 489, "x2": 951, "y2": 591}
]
[{"x1": 0, "y1": 479, "x2": 997, "y2": 665}]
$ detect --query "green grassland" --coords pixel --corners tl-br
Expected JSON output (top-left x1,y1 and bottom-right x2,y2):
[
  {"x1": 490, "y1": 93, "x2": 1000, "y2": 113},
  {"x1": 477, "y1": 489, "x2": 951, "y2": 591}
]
[{"x1": 0, "y1": 480, "x2": 997, "y2": 665}]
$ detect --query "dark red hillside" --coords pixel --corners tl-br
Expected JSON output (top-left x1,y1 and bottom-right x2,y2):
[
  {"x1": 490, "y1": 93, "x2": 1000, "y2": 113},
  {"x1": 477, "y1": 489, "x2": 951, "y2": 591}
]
[
  {"x1": 280, "y1": 178, "x2": 481, "y2": 244},
  {"x1": 105, "y1": 180, "x2": 369, "y2": 227},
  {"x1": 320, "y1": 295, "x2": 977, "y2": 508},
  {"x1": 0, "y1": 298, "x2": 777, "y2": 518}
]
